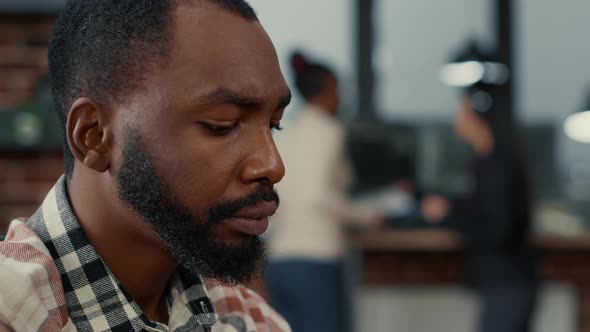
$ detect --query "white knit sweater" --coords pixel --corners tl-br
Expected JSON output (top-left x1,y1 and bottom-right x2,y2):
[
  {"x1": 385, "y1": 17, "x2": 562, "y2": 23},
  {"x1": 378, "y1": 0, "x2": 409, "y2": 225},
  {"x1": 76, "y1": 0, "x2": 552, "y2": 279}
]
[{"x1": 269, "y1": 106, "x2": 379, "y2": 260}]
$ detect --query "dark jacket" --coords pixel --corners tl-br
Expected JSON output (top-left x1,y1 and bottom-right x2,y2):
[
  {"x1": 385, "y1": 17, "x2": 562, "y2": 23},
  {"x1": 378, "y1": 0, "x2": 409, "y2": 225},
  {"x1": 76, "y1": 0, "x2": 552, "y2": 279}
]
[{"x1": 456, "y1": 147, "x2": 537, "y2": 287}]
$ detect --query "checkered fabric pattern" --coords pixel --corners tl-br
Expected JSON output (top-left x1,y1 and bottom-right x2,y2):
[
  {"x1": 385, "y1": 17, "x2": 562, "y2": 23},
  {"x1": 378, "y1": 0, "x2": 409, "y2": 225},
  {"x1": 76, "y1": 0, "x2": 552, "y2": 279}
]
[
  {"x1": 0, "y1": 176, "x2": 291, "y2": 332},
  {"x1": 0, "y1": 219, "x2": 75, "y2": 331},
  {"x1": 206, "y1": 281, "x2": 292, "y2": 332}
]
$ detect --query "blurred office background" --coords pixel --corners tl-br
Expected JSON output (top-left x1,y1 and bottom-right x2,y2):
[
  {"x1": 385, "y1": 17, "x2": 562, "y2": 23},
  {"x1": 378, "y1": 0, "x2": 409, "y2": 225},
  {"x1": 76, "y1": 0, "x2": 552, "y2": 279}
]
[{"x1": 1, "y1": 0, "x2": 590, "y2": 331}]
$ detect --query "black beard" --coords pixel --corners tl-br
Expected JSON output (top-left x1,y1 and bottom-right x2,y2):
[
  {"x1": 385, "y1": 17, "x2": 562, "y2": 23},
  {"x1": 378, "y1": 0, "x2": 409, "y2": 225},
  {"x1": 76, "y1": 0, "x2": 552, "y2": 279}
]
[{"x1": 115, "y1": 128, "x2": 278, "y2": 284}]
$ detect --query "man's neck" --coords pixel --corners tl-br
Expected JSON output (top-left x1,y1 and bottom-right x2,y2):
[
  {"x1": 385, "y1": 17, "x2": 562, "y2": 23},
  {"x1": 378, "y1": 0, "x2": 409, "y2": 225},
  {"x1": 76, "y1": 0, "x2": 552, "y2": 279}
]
[{"x1": 67, "y1": 171, "x2": 176, "y2": 323}]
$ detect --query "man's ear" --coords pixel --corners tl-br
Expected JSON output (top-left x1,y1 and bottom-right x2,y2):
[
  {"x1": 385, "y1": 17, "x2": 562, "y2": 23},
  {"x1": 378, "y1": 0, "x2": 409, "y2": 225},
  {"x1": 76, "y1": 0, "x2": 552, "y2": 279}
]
[{"x1": 66, "y1": 98, "x2": 112, "y2": 173}]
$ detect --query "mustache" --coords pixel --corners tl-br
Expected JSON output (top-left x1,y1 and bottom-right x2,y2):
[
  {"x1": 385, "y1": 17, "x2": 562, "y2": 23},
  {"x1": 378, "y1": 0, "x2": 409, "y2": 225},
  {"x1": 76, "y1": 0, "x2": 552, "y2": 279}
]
[{"x1": 207, "y1": 185, "x2": 280, "y2": 224}]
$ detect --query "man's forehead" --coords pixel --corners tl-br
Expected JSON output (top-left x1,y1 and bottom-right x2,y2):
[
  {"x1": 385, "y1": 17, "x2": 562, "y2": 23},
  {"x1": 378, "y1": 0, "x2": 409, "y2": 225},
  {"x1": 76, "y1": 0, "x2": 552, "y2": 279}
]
[
  {"x1": 171, "y1": 4, "x2": 270, "y2": 56},
  {"x1": 161, "y1": 5, "x2": 286, "y2": 102},
  {"x1": 135, "y1": 3, "x2": 288, "y2": 113}
]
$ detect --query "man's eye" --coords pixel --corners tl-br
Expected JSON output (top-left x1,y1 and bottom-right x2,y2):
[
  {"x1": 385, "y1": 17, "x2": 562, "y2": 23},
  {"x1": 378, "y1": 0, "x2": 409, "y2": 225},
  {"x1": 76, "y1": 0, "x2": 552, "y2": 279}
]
[{"x1": 200, "y1": 122, "x2": 239, "y2": 135}]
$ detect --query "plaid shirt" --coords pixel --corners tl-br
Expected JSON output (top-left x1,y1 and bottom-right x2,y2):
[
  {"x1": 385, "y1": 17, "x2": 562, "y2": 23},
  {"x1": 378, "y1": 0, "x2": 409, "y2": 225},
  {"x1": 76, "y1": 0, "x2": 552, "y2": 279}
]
[{"x1": 0, "y1": 176, "x2": 291, "y2": 332}]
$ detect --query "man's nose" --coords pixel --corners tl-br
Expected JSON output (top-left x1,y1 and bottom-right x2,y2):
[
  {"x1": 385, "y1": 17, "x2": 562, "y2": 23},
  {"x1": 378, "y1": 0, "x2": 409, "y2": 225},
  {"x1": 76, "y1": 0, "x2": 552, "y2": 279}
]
[{"x1": 239, "y1": 132, "x2": 285, "y2": 185}]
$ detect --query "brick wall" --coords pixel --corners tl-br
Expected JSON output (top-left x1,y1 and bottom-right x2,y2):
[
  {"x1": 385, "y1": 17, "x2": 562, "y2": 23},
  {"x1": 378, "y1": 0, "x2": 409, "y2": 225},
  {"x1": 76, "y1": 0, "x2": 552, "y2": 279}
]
[
  {"x1": 0, "y1": 14, "x2": 61, "y2": 233},
  {"x1": 0, "y1": 14, "x2": 55, "y2": 108},
  {"x1": 0, "y1": 152, "x2": 63, "y2": 233}
]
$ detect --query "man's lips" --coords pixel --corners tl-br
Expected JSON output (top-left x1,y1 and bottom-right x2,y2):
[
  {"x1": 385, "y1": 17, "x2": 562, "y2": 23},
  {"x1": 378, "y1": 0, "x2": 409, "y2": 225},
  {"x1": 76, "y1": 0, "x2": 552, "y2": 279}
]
[
  {"x1": 233, "y1": 201, "x2": 278, "y2": 220},
  {"x1": 225, "y1": 201, "x2": 278, "y2": 236}
]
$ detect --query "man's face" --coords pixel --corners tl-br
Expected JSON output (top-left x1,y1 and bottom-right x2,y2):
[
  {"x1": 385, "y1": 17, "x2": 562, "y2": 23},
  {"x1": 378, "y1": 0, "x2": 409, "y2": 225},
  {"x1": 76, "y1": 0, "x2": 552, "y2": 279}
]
[{"x1": 112, "y1": 5, "x2": 290, "y2": 283}]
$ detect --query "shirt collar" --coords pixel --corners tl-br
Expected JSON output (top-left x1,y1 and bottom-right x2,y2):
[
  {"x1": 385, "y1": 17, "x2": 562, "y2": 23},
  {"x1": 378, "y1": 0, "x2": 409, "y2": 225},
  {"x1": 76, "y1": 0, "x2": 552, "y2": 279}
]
[{"x1": 26, "y1": 176, "x2": 217, "y2": 331}]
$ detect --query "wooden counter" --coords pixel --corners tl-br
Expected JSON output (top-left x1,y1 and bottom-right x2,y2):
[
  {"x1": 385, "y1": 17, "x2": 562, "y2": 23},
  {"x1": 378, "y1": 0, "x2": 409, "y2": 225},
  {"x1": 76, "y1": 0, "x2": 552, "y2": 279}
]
[
  {"x1": 352, "y1": 229, "x2": 590, "y2": 252},
  {"x1": 351, "y1": 229, "x2": 590, "y2": 332}
]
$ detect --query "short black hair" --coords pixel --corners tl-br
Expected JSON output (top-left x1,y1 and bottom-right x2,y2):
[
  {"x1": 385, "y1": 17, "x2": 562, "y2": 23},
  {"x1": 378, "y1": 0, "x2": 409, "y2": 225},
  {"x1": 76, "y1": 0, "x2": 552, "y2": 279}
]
[{"x1": 48, "y1": 0, "x2": 258, "y2": 176}]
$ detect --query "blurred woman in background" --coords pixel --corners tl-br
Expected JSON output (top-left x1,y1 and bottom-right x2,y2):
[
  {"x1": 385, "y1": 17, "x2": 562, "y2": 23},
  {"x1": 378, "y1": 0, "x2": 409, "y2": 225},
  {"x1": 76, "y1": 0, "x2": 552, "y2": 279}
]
[{"x1": 266, "y1": 51, "x2": 382, "y2": 332}]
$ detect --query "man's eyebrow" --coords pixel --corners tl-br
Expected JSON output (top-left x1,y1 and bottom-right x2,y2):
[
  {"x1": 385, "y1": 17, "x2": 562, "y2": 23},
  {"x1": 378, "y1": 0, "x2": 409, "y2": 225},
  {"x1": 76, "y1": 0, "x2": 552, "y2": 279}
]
[
  {"x1": 196, "y1": 87, "x2": 292, "y2": 110},
  {"x1": 196, "y1": 87, "x2": 265, "y2": 109}
]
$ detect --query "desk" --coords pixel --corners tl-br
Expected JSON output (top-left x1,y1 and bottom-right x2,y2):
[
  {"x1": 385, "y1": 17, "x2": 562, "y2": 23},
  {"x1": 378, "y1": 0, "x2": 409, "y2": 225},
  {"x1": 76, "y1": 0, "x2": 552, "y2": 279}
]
[{"x1": 351, "y1": 230, "x2": 590, "y2": 332}]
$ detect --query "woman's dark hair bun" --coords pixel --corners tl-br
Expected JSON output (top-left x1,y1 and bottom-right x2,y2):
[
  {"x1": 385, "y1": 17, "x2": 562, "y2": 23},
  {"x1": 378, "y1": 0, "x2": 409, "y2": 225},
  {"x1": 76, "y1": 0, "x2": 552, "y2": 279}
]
[
  {"x1": 291, "y1": 51, "x2": 308, "y2": 74},
  {"x1": 289, "y1": 50, "x2": 335, "y2": 101}
]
